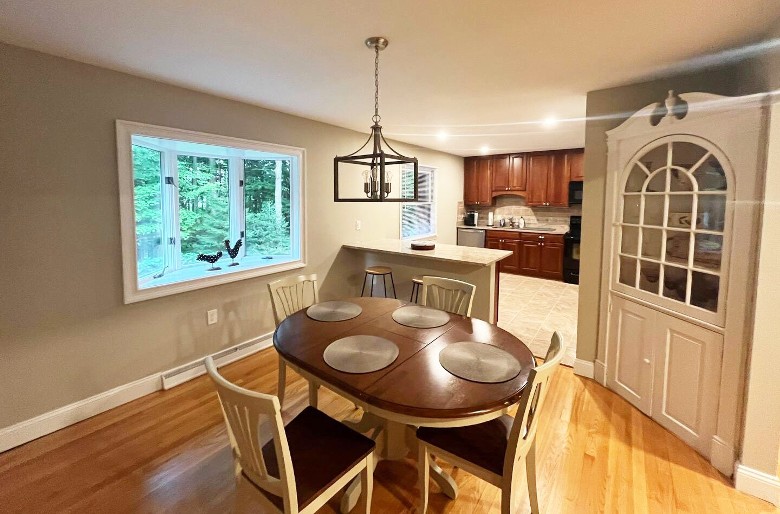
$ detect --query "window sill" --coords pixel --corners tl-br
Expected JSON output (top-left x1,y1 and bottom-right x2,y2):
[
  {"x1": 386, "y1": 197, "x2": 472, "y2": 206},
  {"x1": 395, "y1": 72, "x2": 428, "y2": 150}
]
[{"x1": 124, "y1": 256, "x2": 305, "y2": 304}]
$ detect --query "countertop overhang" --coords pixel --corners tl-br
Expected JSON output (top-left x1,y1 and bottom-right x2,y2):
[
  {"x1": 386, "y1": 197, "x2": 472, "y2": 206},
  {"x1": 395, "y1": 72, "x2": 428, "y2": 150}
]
[{"x1": 343, "y1": 239, "x2": 512, "y2": 266}]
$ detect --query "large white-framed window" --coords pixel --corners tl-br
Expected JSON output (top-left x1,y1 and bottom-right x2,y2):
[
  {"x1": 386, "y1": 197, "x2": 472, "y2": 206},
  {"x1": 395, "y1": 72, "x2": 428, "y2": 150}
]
[
  {"x1": 400, "y1": 164, "x2": 436, "y2": 240},
  {"x1": 117, "y1": 120, "x2": 306, "y2": 303}
]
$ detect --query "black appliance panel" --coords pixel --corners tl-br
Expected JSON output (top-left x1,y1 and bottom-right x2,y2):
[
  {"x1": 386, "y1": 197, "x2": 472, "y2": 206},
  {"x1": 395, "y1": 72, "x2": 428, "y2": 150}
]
[{"x1": 569, "y1": 181, "x2": 583, "y2": 206}]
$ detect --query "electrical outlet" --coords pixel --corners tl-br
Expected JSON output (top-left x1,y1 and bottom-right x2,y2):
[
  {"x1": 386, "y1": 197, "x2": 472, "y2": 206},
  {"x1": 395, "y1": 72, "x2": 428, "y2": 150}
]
[
  {"x1": 355, "y1": 219, "x2": 361, "y2": 231},
  {"x1": 207, "y1": 309, "x2": 218, "y2": 325}
]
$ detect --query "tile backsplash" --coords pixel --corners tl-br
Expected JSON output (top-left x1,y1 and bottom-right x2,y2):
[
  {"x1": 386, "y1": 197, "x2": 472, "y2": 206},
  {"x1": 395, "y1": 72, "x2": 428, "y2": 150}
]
[{"x1": 457, "y1": 196, "x2": 581, "y2": 231}]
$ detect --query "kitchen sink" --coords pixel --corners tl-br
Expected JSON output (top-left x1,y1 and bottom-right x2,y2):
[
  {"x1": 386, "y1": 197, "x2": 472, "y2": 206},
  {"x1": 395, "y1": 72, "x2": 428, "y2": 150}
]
[{"x1": 522, "y1": 227, "x2": 556, "y2": 231}]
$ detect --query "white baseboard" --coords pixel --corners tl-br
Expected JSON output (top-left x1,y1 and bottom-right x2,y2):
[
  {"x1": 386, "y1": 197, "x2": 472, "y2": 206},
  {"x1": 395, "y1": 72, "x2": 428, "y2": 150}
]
[
  {"x1": 573, "y1": 358, "x2": 595, "y2": 379},
  {"x1": 735, "y1": 463, "x2": 780, "y2": 506},
  {"x1": 0, "y1": 333, "x2": 273, "y2": 454},
  {"x1": 161, "y1": 332, "x2": 273, "y2": 389},
  {"x1": 0, "y1": 373, "x2": 160, "y2": 454},
  {"x1": 594, "y1": 359, "x2": 607, "y2": 385},
  {"x1": 710, "y1": 436, "x2": 735, "y2": 477}
]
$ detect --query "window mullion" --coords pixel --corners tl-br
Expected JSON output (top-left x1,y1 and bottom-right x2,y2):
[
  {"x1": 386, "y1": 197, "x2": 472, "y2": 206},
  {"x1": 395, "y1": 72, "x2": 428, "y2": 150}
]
[{"x1": 169, "y1": 152, "x2": 182, "y2": 270}]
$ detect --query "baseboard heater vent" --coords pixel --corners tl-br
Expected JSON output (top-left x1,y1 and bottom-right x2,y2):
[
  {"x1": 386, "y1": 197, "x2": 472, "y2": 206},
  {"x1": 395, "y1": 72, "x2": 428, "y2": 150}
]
[{"x1": 160, "y1": 332, "x2": 273, "y2": 390}]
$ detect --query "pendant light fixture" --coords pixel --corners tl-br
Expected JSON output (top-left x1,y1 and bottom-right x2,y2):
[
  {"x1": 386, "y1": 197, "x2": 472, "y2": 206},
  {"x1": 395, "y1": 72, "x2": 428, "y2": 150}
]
[{"x1": 334, "y1": 36, "x2": 419, "y2": 202}]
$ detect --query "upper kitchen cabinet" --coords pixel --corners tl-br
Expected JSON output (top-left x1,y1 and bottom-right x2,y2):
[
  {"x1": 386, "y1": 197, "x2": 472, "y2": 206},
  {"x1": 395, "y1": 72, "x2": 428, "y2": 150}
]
[
  {"x1": 526, "y1": 151, "x2": 570, "y2": 207},
  {"x1": 569, "y1": 148, "x2": 584, "y2": 181},
  {"x1": 464, "y1": 156, "x2": 492, "y2": 205},
  {"x1": 491, "y1": 154, "x2": 526, "y2": 193}
]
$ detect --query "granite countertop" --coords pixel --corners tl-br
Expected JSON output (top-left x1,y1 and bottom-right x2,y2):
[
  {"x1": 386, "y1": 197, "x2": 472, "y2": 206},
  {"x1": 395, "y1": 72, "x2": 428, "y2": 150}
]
[
  {"x1": 343, "y1": 239, "x2": 512, "y2": 266},
  {"x1": 456, "y1": 224, "x2": 569, "y2": 235}
]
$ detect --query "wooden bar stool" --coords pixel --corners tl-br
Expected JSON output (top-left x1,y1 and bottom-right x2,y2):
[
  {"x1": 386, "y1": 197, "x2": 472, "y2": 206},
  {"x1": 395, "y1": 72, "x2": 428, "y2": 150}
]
[
  {"x1": 410, "y1": 275, "x2": 423, "y2": 303},
  {"x1": 361, "y1": 266, "x2": 397, "y2": 298}
]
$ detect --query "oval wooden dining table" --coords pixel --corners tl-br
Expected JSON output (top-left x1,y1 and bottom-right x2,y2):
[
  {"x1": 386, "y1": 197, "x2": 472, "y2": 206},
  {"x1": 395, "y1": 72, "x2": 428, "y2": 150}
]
[{"x1": 273, "y1": 296, "x2": 536, "y2": 513}]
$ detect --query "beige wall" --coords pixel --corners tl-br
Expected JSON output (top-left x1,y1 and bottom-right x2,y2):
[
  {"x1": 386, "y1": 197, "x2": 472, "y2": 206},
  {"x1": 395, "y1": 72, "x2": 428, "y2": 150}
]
[{"x1": 0, "y1": 43, "x2": 463, "y2": 428}]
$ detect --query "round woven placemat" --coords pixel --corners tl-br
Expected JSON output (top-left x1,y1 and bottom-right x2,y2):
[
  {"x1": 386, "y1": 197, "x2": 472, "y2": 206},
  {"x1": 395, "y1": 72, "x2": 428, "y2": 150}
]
[
  {"x1": 392, "y1": 305, "x2": 450, "y2": 328},
  {"x1": 306, "y1": 301, "x2": 362, "y2": 322},
  {"x1": 323, "y1": 335, "x2": 399, "y2": 374},
  {"x1": 439, "y1": 342, "x2": 522, "y2": 383}
]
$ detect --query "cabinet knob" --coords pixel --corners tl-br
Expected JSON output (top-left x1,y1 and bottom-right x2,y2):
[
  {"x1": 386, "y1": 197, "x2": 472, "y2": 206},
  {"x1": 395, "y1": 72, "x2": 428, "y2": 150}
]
[{"x1": 643, "y1": 358, "x2": 651, "y2": 365}]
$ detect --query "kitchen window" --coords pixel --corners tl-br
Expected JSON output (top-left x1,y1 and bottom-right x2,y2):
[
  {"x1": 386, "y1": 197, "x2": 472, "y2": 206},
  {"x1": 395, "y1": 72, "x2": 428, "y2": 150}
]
[
  {"x1": 117, "y1": 121, "x2": 305, "y2": 303},
  {"x1": 400, "y1": 165, "x2": 436, "y2": 240}
]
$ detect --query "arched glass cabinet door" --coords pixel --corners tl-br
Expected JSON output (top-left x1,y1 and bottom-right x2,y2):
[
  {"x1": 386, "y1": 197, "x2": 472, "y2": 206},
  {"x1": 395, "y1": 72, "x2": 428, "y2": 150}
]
[{"x1": 614, "y1": 136, "x2": 731, "y2": 327}]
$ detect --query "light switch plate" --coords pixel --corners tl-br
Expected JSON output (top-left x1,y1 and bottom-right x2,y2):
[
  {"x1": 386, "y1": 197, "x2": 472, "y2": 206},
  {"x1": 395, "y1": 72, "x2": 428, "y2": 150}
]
[{"x1": 207, "y1": 309, "x2": 218, "y2": 325}]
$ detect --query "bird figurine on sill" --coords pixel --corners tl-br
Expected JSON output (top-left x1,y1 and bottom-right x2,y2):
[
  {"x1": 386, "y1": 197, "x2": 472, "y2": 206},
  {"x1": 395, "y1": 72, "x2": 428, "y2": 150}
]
[
  {"x1": 224, "y1": 239, "x2": 242, "y2": 266},
  {"x1": 197, "y1": 251, "x2": 223, "y2": 271}
]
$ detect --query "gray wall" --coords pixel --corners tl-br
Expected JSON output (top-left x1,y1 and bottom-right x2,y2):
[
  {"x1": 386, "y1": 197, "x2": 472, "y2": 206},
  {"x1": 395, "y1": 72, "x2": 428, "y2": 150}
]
[
  {"x1": 576, "y1": 29, "x2": 780, "y2": 364},
  {"x1": 0, "y1": 43, "x2": 463, "y2": 428}
]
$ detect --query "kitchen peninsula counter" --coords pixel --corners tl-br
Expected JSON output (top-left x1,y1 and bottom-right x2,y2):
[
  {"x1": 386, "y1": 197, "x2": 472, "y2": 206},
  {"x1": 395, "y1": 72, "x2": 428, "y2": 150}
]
[
  {"x1": 343, "y1": 239, "x2": 510, "y2": 323},
  {"x1": 342, "y1": 239, "x2": 511, "y2": 266}
]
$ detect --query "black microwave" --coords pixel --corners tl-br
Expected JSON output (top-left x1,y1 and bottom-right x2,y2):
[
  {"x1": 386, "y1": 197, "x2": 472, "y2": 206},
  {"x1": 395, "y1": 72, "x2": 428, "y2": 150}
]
[{"x1": 569, "y1": 181, "x2": 583, "y2": 206}]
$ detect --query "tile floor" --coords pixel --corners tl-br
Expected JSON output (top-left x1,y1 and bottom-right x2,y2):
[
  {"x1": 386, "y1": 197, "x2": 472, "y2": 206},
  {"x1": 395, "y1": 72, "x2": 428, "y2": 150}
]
[{"x1": 497, "y1": 273, "x2": 578, "y2": 366}]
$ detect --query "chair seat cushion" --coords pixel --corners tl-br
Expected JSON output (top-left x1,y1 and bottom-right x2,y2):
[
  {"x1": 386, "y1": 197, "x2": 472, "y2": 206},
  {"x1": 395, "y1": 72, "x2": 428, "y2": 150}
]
[
  {"x1": 253, "y1": 407, "x2": 375, "y2": 510},
  {"x1": 416, "y1": 414, "x2": 514, "y2": 477}
]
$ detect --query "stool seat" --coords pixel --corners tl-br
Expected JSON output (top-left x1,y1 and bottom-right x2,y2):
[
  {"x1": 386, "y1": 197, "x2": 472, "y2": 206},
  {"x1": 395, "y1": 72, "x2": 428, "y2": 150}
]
[
  {"x1": 366, "y1": 266, "x2": 393, "y2": 275},
  {"x1": 361, "y1": 266, "x2": 397, "y2": 298},
  {"x1": 412, "y1": 275, "x2": 423, "y2": 284}
]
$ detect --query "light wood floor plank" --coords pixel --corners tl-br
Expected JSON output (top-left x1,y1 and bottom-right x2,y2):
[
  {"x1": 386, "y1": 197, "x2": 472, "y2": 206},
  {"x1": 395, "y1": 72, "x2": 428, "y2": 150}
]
[{"x1": 0, "y1": 346, "x2": 777, "y2": 513}]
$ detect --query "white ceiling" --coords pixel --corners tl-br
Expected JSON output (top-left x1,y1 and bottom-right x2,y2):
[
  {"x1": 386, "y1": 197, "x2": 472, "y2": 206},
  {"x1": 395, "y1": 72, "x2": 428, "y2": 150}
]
[{"x1": 1, "y1": 1, "x2": 778, "y2": 156}]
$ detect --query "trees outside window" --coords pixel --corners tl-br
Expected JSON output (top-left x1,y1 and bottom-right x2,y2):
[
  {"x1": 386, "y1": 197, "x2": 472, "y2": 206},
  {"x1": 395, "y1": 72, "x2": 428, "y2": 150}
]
[{"x1": 118, "y1": 121, "x2": 305, "y2": 302}]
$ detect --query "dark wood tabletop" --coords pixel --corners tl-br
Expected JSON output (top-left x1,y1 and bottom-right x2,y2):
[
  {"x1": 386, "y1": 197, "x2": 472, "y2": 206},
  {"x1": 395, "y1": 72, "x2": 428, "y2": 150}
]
[{"x1": 273, "y1": 297, "x2": 536, "y2": 421}]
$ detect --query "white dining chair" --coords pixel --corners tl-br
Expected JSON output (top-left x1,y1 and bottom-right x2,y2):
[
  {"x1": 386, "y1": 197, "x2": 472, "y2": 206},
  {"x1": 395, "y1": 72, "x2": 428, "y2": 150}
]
[
  {"x1": 205, "y1": 357, "x2": 375, "y2": 514},
  {"x1": 416, "y1": 333, "x2": 565, "y2": 514},
  {"x1": 420, "y1": 276, "x2": 476, "y2": 317},
  {"x1": 268, "y1": 274, "x2": 319, "y2": 407}
]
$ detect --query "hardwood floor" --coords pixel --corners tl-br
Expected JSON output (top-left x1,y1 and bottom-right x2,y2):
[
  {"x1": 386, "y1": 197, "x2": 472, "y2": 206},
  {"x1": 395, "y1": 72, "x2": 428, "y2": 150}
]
[{"x1": 0, "y1": 346, "x2": 776, "y2": 513}]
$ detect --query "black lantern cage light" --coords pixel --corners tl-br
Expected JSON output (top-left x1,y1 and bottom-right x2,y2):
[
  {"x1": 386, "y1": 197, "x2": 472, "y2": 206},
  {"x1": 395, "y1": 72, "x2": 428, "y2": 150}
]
[{"x1": 334, "y1": 37, "x2": 419, "y2": 202}]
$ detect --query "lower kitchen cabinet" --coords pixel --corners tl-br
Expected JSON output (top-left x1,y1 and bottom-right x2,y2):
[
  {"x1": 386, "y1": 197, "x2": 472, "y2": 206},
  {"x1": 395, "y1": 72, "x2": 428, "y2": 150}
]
[
  {"x1": 486, "y1": 231, "x2": 563, "y2": 280},
  {"x1": 485, "y1": 231, "x2": 521, "y2": 274}
]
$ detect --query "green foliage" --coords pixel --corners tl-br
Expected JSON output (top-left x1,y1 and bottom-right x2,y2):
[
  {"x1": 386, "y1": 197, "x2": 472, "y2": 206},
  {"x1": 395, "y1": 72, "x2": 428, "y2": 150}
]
[
  {"x1": 131, "y1": 146, "x2": 293, "y2": 279},
  {"x1": 244, "y1": 159, "x2": 291, "y2": 256},
  {"x1": 177, "y1": 156, "x2": 230, "y2": 264},
  {"x1": 132, "y1": 145, "x2": 164, "y2": 277}
]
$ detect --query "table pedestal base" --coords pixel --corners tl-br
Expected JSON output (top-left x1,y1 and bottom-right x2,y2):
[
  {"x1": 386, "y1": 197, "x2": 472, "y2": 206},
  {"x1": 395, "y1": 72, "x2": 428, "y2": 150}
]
[{"x1": 340, "y1": 412, "x2": 458, "y2": 513}]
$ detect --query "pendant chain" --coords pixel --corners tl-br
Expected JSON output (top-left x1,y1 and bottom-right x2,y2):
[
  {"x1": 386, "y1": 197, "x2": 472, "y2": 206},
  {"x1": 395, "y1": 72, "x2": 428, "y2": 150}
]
[{"x1": 373, "y1": 46, "x2": 381, "y2": 124}]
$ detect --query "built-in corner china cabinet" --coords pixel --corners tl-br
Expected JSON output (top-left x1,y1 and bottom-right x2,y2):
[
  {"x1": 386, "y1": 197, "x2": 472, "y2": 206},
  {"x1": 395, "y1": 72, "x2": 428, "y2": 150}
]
[{"x1": 598, "y1": 91, "x2": 767, "y2": 476}]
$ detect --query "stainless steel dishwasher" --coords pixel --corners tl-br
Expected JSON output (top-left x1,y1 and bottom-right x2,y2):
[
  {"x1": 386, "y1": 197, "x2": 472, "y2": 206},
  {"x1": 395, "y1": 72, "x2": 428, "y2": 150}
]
[{"x1": 457, "y1": 227, "x2": 486, "y2": 247}]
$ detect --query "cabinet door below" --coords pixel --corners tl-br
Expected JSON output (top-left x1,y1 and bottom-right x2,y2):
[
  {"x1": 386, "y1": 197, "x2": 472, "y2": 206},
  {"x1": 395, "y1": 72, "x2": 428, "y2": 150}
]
[
  {"x1": 500, "y1": 239, "x2": 522, "y2": 274},
  {"x1": 519, "y1": 239, "x2": 542, "y2": 275},
  {"x1": 607, "y1": 296, "x2": 655, "y2": 415},
  {"x1": 539, "y1": 242, "x2": 564, "y2": 280}
]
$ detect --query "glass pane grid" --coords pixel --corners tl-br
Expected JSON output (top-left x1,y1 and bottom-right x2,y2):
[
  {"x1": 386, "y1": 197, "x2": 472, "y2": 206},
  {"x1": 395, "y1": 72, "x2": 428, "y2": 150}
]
[{"x1": 618, "y1": 139, "x2": 725, "y2": 316}]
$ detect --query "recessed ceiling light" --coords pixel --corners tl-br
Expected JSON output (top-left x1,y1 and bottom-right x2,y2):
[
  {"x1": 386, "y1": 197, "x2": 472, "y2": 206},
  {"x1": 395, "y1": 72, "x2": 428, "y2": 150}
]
[
  {"x1": 480, "y1": 145, "x2": 490, "y2": 154},
  {"x1": 437, "y1": 130, "x2": 448, "y2": 141},
  {"x1": 542, "y1": 116, "x2": 558, "y2": 129}
]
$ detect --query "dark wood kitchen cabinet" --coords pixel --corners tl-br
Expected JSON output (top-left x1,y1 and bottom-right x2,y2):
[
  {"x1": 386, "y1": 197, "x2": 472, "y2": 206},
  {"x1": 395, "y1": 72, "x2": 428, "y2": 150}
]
[
  {"x1": 491, "y1": 154, "x2": 526, "y2": 193},
  {"x1": 569, "y1": 148, "x2": 585, "y2": 181},
  {"x1": 485, "y1": 230, "x2": 521, "y2": 274},
  {"x1": 486, "y1": 231, "x2": 563, "y2": 280},
  {"x1": 539, "y1": 237, "x2": 564, "y2": 280},
  {"x1": 464, "y1": 157, "x2": 492, "y2": 206},
  {"x1": 526, "y1": 151, "x2": 570, "y2": 207}
]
